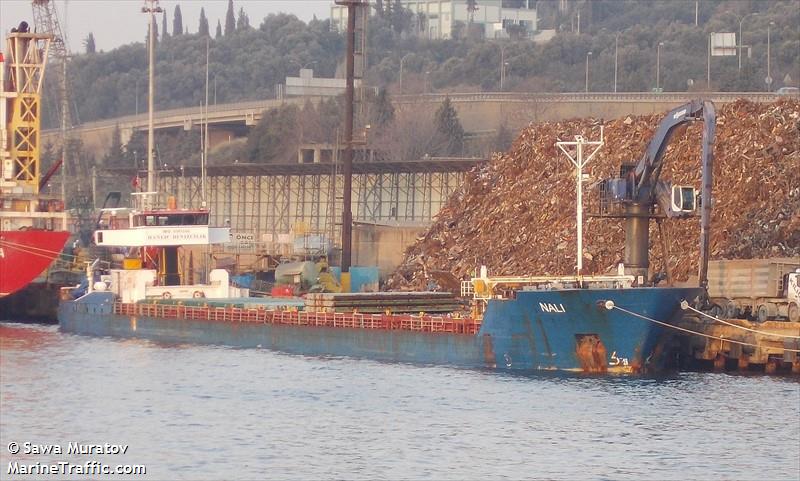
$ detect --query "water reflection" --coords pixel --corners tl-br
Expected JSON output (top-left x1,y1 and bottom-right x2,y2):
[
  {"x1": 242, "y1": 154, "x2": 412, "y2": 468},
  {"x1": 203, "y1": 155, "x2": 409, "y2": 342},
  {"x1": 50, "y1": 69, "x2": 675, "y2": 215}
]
[{"x1": 1, "y1": 322, "x2": 798, "y2": 481}]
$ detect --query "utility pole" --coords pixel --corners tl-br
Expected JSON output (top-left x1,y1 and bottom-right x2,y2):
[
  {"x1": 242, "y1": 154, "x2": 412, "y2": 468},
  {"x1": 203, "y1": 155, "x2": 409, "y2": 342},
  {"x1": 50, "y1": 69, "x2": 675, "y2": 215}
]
[
  {"x1": 585, "y1": 51, "x2": 592, "y2": 92},
  {"x1": 500, "y1": 45, "x2": 506, "y2": 91},
  {"x1": 142, "y1": 0, "x2": 162, "y2": 207},
  {"x1": 334, "y1": 0, "x2": 365, "y2": 289},
  {"x1": 614, "y1": 34, "x2": 619, "y2": 93},
  {"x1": 656, "y1": 42, "x2": 664, "y2": 90},
  {"x1": 766, "y1": 22, "x2": 774, "y2": 91},
  {"x1": 707, "y1": 33, "x2": 711, "y2": 89}
]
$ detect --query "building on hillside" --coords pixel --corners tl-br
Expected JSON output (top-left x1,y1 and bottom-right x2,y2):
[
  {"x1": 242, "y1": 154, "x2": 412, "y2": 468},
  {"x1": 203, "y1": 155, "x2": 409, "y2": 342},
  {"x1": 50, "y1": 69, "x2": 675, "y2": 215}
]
[
  {"x1": 275, "y1": 68, "x2": 366, "y2": 99},
  {"x1": 330, "y1": 0, "x2": 538, "y2": 40}
]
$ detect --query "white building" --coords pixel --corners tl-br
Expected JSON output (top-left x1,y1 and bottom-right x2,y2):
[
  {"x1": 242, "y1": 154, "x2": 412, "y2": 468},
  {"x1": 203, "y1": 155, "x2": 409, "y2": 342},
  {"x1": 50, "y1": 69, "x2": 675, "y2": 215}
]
[
  {"x1": 330, "y1": 0, "x2": 538, "y2": 40},
  {"x1": 275, "y1": 69, "x2": 375, "y2": 99}
]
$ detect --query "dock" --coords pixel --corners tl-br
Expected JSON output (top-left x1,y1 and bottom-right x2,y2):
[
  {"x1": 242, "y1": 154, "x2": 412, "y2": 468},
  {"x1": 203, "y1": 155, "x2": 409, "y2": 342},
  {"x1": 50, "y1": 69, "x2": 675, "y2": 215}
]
[{"x1": 674, "y1": 315, "x2": 800, "y2": 374}]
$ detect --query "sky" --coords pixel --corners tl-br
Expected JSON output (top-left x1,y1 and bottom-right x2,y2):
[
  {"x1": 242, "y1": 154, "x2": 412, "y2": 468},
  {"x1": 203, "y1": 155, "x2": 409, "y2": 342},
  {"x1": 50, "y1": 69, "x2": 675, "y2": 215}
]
[{"x1": 0, "y1": 0, "x2": 332, "y2": 53}]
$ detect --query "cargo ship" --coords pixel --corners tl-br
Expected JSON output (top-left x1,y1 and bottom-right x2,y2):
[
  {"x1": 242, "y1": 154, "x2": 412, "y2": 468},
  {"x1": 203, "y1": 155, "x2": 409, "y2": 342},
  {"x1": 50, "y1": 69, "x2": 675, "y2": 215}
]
[
  {"x1": 1, "y1": 26, "x2": 70, "y2": 301},
  {"x1": 59, "y1": 266, "x2": 701, "y2": 373},
  {"x1": 58, "y1": 88, "x2": 718, "y2": 373}
]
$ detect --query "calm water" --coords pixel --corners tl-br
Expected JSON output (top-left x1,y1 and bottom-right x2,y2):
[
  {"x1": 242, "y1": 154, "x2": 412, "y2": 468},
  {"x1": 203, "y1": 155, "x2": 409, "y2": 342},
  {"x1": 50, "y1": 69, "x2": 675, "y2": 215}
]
[{"x1": 1, "y1": 321, "x2": 798, "y2": 481}]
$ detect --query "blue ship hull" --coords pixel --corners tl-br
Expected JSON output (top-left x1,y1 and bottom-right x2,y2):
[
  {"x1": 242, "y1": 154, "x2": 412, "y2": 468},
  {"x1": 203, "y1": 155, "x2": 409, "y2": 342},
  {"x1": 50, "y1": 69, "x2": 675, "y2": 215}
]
[{"x1": 58, "y1": 287, "x2": 701, "y2": 373}]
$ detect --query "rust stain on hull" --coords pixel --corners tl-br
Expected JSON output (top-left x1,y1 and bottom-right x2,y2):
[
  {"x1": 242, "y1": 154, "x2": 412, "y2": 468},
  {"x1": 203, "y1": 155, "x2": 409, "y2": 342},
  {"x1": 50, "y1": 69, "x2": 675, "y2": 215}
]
[
  {"x1": 575, "y1": 334, "x2": 608, "y2": 373},
  {"x1": 482, "y1": 334, "x2": 496, "y2": 368}
]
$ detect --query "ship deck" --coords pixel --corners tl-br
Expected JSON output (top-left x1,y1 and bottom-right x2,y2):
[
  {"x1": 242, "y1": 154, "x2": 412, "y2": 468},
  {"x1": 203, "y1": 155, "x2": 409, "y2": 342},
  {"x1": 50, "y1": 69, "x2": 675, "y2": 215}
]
[{"x1": 113, "y1": 302, "x2": 481, "y2": 335}]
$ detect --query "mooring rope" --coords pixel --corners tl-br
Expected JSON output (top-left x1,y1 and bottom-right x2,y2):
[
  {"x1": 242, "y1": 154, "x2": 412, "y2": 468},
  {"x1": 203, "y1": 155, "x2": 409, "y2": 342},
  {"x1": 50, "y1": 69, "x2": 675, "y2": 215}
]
[
  {"x1": 0, "y1": 238, "x2": 77, "y2": 259},
  {"x1": 0, "y1": 241, "x2": 67, "y2": 261},
  {"x1": 680, "y1": 302, "x2": 800, "y2": 340},
  {"x1": 602, "y1": 300, "x2": 800, "y2": 353}
]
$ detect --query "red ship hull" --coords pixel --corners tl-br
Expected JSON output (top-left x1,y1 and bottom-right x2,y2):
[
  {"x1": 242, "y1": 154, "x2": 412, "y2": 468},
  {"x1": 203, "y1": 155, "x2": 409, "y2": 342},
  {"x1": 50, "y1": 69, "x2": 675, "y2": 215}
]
[{"x1": 0, "y1": 230, "x2": 70, "y2": 298}]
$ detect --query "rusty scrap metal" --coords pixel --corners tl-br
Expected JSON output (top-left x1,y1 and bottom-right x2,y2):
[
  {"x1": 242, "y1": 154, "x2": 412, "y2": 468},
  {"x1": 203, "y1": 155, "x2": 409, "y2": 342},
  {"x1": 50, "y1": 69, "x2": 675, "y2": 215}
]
[{"x1": 388, "y1": 99, "x2": 800, "y2": 291}]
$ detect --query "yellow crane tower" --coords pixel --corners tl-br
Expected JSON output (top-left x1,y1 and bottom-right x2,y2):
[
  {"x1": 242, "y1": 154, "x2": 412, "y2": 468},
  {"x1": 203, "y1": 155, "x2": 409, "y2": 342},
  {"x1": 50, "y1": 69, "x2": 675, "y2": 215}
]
[{"x1": 1, "y1": 22, "x2": 51, "y2": 193}]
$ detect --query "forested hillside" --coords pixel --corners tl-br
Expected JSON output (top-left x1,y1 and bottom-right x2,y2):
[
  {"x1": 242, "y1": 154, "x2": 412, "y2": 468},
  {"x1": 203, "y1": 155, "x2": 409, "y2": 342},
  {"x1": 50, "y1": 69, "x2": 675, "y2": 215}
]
[{"x1": 41, "y1": 0, "x2": 800, "y2": 128}]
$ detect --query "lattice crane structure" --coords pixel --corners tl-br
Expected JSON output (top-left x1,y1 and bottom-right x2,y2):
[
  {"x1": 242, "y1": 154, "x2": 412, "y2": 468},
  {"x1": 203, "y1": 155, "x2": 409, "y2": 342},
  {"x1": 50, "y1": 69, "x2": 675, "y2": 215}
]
[{"x1": 31, "y1": 0, "x2": 71, "y2": 200}]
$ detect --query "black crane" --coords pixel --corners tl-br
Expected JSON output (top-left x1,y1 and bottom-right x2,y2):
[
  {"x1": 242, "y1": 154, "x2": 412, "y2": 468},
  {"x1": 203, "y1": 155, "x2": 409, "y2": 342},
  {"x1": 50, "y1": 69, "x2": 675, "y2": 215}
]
[{"x1": 597, "y1": 100, "x2": 716, "y2": 288}]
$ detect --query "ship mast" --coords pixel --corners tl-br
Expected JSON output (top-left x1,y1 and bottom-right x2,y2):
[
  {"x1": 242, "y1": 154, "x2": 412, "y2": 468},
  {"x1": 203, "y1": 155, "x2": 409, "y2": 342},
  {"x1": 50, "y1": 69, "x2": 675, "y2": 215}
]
[{"x1": 142, "y1": 0, "x2": 162, "y2": 209}]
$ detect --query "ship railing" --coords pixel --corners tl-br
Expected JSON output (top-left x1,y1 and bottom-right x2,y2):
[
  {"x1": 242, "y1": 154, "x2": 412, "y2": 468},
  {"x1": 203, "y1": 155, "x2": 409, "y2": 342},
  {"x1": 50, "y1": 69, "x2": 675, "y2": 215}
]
[
  {"x1": 460, "y1": 280, "x2": 475, "y2": 298},
  {"x1": 469, "y1": 274, "x2": 637, "y2": 299},
  {"x1": 112, "y1": 302, "x2": 482, "y2": 335}
]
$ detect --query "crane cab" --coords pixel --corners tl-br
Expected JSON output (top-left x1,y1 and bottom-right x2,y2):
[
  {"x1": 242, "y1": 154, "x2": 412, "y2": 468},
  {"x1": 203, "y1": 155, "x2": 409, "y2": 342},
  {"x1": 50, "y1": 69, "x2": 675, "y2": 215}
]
[{"x1": 670, "y1": 185, "x2": 696, "y2": 214}]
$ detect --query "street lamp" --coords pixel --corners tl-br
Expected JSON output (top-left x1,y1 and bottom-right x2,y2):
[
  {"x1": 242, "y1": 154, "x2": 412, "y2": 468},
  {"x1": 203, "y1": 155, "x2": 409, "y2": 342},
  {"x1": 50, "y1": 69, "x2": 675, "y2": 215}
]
[
  {"x1": 499, "y1": 44, "x2": 508, "y2": 91},
  {"x1": 614, "y1": 33, "x2": 620, "y2": 93},
  {"x1": 425, "y1": 70, "x2": 431, "y2": 94},
  {"x1": 738, "y1": 12, "x2": 758, "y2": 70},
  {"x1": 585, "y1": 51, "x2": 592, "y2": 92},
  {"x1": 399, "y1": 53, "x2": 413, "y2": 93},
  {"x1": 766, "y1": 21, "x2": 774, "y2": 91},
  {"x1": 656, "y1": 42, "x2": 664, "y2": 91},
  {"x1": 135, "y1": 77, "x2": 141, "y2": 115}
]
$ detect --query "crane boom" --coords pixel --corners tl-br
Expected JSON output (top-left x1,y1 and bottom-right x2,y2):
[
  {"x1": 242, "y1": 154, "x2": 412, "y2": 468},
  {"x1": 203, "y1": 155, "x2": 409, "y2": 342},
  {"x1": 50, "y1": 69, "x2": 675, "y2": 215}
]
[{"x1": 632, "y1": 99, "x2": 715, "y2": 202}]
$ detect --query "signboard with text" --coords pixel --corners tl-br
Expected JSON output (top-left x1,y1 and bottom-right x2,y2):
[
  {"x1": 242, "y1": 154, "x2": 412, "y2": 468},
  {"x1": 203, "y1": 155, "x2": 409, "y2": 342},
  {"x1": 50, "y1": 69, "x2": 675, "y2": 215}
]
[{"x1": 711, "y1": 32, "x2": 736, "y2": 56}]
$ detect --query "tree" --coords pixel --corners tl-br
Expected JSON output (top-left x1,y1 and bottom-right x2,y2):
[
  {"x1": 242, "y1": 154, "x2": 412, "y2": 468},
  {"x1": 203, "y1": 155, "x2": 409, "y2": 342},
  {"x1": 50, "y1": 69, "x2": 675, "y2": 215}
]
[
  {"x1": 215, "y1": 20, "x2": 222, "y2": 39},
  {"x1": 466, "y1": 0, "x2": 483, "y2": 39},
  {"x1": 104, "y1": 125, "x2": 124, "y2": 167},
  {"x1": 389, "y1": 0, "x2": 413, "y2": 35},
  {"x1": 83, "y1": 32, "x2": 96, "y2": 54},
  {"x1": 371, "y1": 89, "x2": 395, "y2": 128},
  {"x1": 198, "y1": 7, "x2": 210, "y2": 36},
  {"x1": 172, "y1": 5, "x2": 183, "y2": 36},
  {"x1": 243, "y1": 105, "x2": 300, "y2": 163},
  {"x1": 236, "y1": 7, "x2": 250, "y2": 30},
  {"x1": 373, "y1": 110, "x2": 447, "y2": 161},
  {"x1": 161, "y1": 11, "x2": 169, "y2": 39},
  {"x1": 416, "y1": 12, "x2": 428, "y2": 36},
  {"x1": 466, "y1": 0, "x2": 478, "y2": 24},
  {"x1": 225, "y1": 0, "x2": 236, "y2": 36},
  {"x1": 492, "y1": 121, "x2": 514, "y2": 153},
  {"x1": 434, "y1": 97, "x2": 464, "y2": 156}
]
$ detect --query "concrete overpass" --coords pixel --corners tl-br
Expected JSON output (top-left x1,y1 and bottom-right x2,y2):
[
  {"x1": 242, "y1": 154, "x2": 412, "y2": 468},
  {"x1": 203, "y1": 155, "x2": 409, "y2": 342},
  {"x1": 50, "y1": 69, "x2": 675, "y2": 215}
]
[{"x1": 43, "y1": 91, "x2": 784, "y2": 157}]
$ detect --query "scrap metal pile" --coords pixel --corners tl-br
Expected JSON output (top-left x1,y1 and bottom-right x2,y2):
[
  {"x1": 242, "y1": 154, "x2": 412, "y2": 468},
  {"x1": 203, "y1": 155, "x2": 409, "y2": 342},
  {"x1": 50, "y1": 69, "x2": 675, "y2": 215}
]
[{"x1": 388, "y1": 99, "x2": 800, "y2": 290}]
